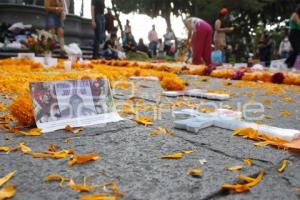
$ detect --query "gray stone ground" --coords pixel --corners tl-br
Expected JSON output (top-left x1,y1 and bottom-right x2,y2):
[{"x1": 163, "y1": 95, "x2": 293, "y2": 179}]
[{"x1": 0, "y1": 76, "x2": 300, "y2": 200}]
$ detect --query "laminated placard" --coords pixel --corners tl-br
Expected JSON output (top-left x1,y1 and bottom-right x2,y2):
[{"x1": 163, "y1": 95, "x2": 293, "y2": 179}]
[{"x1": 29, "y1": 78, "x2": 122, "y2": 133}]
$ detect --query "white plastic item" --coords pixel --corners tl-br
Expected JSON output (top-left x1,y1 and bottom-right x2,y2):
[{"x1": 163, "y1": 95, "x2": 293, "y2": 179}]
[
  {"x1": 173, "y1": 109, "x2": 300, "y2": 142},
  {"x1": 64, "y1": 60, "x2": 72, "y2": 71}
]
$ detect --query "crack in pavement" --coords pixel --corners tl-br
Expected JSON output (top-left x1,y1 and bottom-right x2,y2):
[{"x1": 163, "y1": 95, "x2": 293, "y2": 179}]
[{"x1": 174, "y1": 134, "x2": 275, "y2": 168}]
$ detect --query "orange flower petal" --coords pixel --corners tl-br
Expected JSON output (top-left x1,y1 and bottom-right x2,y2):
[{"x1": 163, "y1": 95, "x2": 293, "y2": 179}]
[
  {"x1": 48, "y1": 144, "x2": 57, "y2": 152},
  {"x1": 221, "y1": 184, "x2": 250, "y2": 193},
  {"x1": 44, "y1": 174, "x2": 67, "y2": 187},
  {"x1": 243, "y1": 159, "x2": 253, "y2": 166},
  {"x1": 237, "y1": 175, "x2": 256, "y2": 183},
  {"x1": 245, "y1": 170, "x2": 264, "y2": 187},
  {"x1": 0, "y1": 171, "x2": 16, "y2": 187},
  {"x1": 0, "y1": 185, "x2": 16, "y2": 199},
  {"x1": 0, "y1": 147, "x2": 10, "y2": 152},
  {"x1": 160, "y1": 152, "x2": 184, "y2": 159},
  {"x1": 80, "y1": 194, "x2": 116, "y2": 200},
  {"x1": 134, "y1": 117, "x2": 153, "y2": 126},
  {"x1": 224, "y1": 165, "x2": 243, "y2": 171},
  {"x1": 19, "y1": 143, "x2": 31, "y2": 154},
  {"x1": 187, "y1": 169, "x2": 202, "y2": 178},
  {"x1": 277, "y1": 160, "x2": 288, "y2": 173},
  {"x1": 64, "y1": 125, "x2": 83, "y2": 134},
  {"x1": 19, "y1": 128, "x2": 42, "y2": 136},
  {"x1": 68, "y1": 153, "x2": 100, "y2": 167},
  {"x1": 69, "y1": 178, "x2": 93, "y2": 193}
]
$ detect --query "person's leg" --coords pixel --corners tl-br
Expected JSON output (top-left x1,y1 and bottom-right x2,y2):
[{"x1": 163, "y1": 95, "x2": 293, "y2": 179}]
[
  {"x1": 203, "y1": 22, "x2": 212, "y2": 65},
  {"x1": 286, "y1": 30, "x2": 298, "y2": 67},
  {"x1": 57, "y1": 27, "x2": 65, "y2": 52},
  {"x1": 265, "y1": 48, "x2": 271, "y2": 67},
  {"x1": 153, "y1": 42, "x2": 157, "y2": 56},
  {"x1": 93, "y1": 16, "x2": 101, "y2": 59},
  {"x1": 99, "y1": 15, "x2": 106, "y2": 44},
  {"x1": 192, "y1": 23, "x2": 205, "y2": 65}
]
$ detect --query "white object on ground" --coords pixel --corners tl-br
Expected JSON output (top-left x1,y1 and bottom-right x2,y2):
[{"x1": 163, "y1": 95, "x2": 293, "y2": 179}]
[
  {"x1": 6, "y1": 41, "x2": 23, "y2": 49},
  {"x1": 199, "y1": 159, "x2": 207, "y2": 165},
  {"x1": 8, "y1": 22, "x2": 32, "y2": 31},
  {"x1": 117, "y1": 51, "x2": 126, "y2": 59},
  {"x1": 252, "y1": 64, "x2": 264, "y2": 71},
  {"x1": 64, "y1": 60, "x2": 72, "y2": 71},
  {"x1": 234, "y1": 63, "x2": 247, "y2": 68},
  {"x1": 130, "y1": 76, "x2": 160, "y2": 81},
  {"x1": 270, "y1": 59, "x2": 288, "y2": 72},
  {"x1": 65, "y1": 43, "x2": 82, "y2": 62},
  {"x1": 18, "y1": 53, "x2": 35, "y2": 59},
  {"x1": 34, "y1": 57, "x2": 57, "y2": 68},
  {"x1": 163, "y1": 89, "x2": 230, "y2": 100},
  {"x1": 173, "y1": 109, "x2": 300, "y2": 142}
]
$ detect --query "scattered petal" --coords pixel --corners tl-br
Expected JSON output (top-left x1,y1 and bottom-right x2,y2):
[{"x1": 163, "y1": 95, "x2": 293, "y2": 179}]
[
  {"x1": 0, "y1": 171, "x2": 16, "y2": 187},
  {"x1": 278, "y1": 160, "x2": 288, "y2": 173},
  {"x1": 244, "y1": 170, "x2": 264, "y2": 187},
  {"x1": 182, "y1": 150, "x2": 194, "y2": 154},
  {"x1": 32, "y1": 149, "x2": 74, "y2": 159},
  {"x1": 19, "y1": 128, "x2": 42, "y2": 136},
  {"x1": 222, "y1": 170, "x2": 264, "y2": 193},
  {"x1": 19, "y1": 143, "x2": 31, "y2": 154},
  {"x1": 0, "y1": 185, "x2": 16, "y2": 200},
  {"x1": 68, "y1": 153, "x2": 100, "y2": 167},
  {"x1": 0, "y1": 147, "x2": 10, "y2": 152},
  {"x1": 160, "y1": 152, "x2": 184, "y2": 159},
  {"x1": 44, "y1": 174, "x2": 67, "y2": 187},
  {"x1": 149, "y1": 127, "x2": 174, "y2": 137},
  {"x1": 280, "y1": 111, "x2": 292, "y2": 117},
  {"x1": 237, "y1": 175, "x2": 256, "y2": 183},
  {"x1": 221, "y1": 184, "x2": 250, "y2": 193},
  {"x1": 69, "y1": 178, "x2": 93, "y2": 193},
  {"x1": 254, "y1": 141, "x2": 273, "y2": 147},
  {"x1": 243, "y1": 159, "x2": 253, "y2": 166},
  {"x1": 224, "y1": 165, "x2": 243, "y2": 171},
  {"x1": 187, "y1": 169, "x2": 202, "y2": 178},
  {"x1": 48, "y1": 144, "x2": 57, "y2": 152},
  {"x1": 134, "y1": 117, "x2": 153, "y2": 126},
  {"x1": 295, "y1": 188, "x2": 300, "y2": 193},
  {"x1": 64, "y1": 125, "x2": 83, "y2": 134},
  {"x1": 80, "y1": 194, "x2": 116, "y2": 200}
]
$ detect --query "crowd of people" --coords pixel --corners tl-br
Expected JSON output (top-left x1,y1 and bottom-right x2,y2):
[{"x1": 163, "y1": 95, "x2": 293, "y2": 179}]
[{"x1": 43, "y1": 0, "x2": 300, "y2": 68}]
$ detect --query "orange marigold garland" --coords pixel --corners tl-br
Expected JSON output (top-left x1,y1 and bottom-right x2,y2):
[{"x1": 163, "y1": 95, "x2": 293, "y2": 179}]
[
  {"x1": 9, "y1": 95, "x2": 35, "y2": 127},
  {"x1": 160, "y1": 76, "x2": 186, "y2": 91}
]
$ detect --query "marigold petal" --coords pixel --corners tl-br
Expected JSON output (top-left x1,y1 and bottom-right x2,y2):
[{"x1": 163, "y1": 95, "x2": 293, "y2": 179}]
[
  {"x1": 0, "y1": 171, "x2": 16, "y2": 187},
  {"x1": 0, "y1": 185, "x2": 16, "y2": 199},
  {"x1": 160, "y1": 152, "x2": 184, "y2": 159},
  {"x1": 277, "y1": 160, "x2": 288, "y2": 173}
]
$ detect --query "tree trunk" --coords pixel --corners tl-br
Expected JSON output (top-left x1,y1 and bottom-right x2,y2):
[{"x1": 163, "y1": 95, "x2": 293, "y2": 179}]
[
  {"x1": 80, "y1": 0, "x2": 84, "y2": 17},
  {"x1": 69, "y1": 0, "x2": 74, "y2": 14},
  {"x1": 111, "y1": 0, "x2": 124, "y2": 38},
  {"x1": 162, "y1": 1, "x2": 178, "y2": 48}
]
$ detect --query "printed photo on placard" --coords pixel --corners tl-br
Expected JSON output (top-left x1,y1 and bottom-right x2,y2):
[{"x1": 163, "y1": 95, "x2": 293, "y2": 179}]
[{"x1": 29, "y1": 78, "x2": 122, "y2": 133}]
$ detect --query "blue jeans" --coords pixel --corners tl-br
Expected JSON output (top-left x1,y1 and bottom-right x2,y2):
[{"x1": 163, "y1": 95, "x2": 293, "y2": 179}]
[
  {"x1": 149, "y1": 42, "x2": 157, "y2": 57},
  {"x1": 103, "y1": 49, "x2": 118, "y2": 59},
  {"x1": 46, "y1": 12, "x2": 64, "y2": 28},
  {"x1": 93, "y1": 14, "x2": 105, "y2": 58}
]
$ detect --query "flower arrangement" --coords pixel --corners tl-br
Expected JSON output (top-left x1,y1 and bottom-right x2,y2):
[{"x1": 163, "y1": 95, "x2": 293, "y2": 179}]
[
  {"x1": 27, "y1": 30, "x2": 56, "y2": 55},
  {"x1": 9, "y1": 95, "x2": 35, "y2": 127}
]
